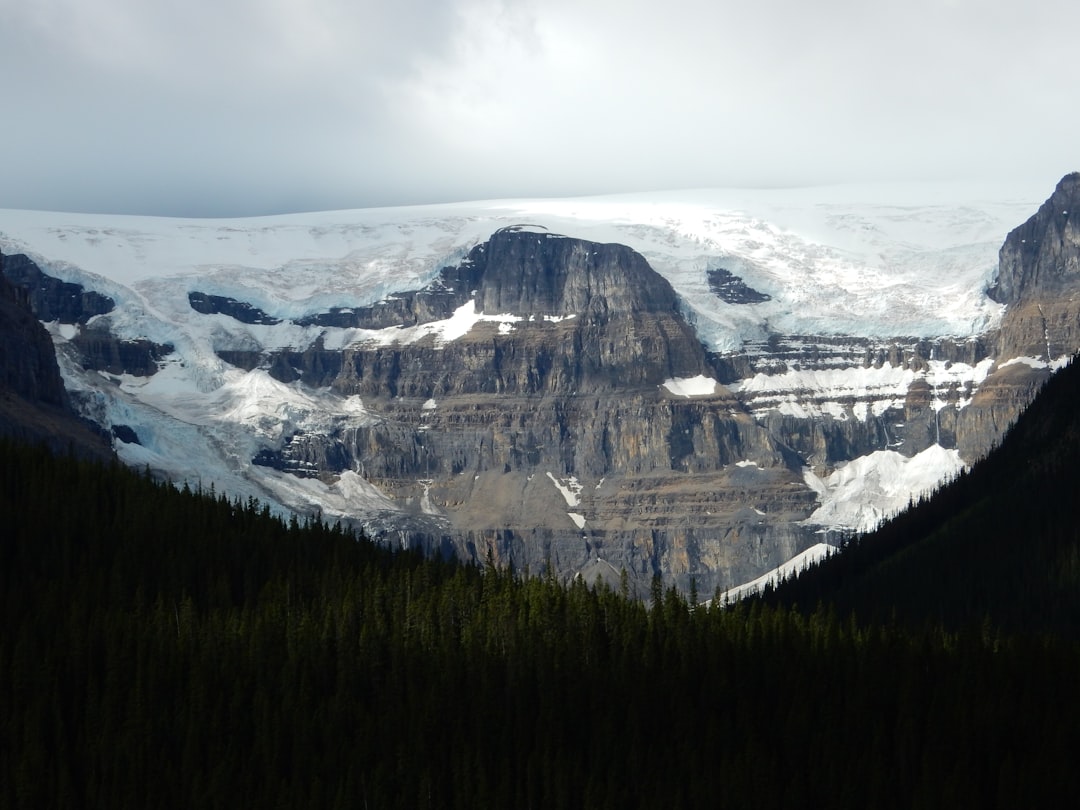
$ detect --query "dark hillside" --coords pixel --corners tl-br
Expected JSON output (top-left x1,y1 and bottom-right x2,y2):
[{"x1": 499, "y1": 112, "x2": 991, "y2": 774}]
[
  {"x1": 2, "y1": 438, "x2": 1079, "y2": 808},
  {"x1": 763, "y1": 357, "x2": 1080, "y2": 637}
]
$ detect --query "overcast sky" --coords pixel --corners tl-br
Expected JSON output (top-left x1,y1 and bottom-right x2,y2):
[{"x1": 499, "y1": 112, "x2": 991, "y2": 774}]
[{"x1": 1, "y1": 0, "x2": 1077, "y2": 217}]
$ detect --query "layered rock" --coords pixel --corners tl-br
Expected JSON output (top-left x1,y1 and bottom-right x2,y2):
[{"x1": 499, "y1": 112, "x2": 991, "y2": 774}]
[
  {"x1": 953, "y1": 172, "x2": 1080, "y2": 458},
  {"x1": 718, "y1": 333, "x2": 996, "y2": 470},
  {"x1": 10, "y1": 178, "x2": 1080, "y2": 597},
  {"x1": 238, "y1": 229, "x2": 818, "y2": 595},
  {"x1": 988, "y1": 172, "x2": 1080, "y2": 310},
  {"x1": 69, "y1": 325, "x2": 174, "y2": 377},
  {"x1": 0, "y1": 251, "x2": 114, "y2": 323},
  {"x1": 986, "y1": 173, "x2": 1080, "y2": 364},
  {"x1": 1, "y1": 252, "x2": 173, "y2": 377},
  {"x1": 0, "y1": 254, "x2": 111, "y2": 458}
]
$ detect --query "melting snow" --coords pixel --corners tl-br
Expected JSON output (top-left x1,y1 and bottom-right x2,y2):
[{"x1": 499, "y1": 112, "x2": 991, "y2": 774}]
[
  {"x1": 546, "y1": 472, "x2": 583, "y2": 507},
  {"x1": 718, "y1": 543, "x2": 836, "y2": 603},
  {"x1": 662, "y1": 375, "x2": 719, "y2": 397},
  {"x1": 1001, "y1": 355, "x2": 1072, "y2": 371},
  {"x1": 353, "y1": 300, "x2": 521, "y2": 347},
  {"x1": 803, "y1": 444, "x2": 965, "y2": 532}
]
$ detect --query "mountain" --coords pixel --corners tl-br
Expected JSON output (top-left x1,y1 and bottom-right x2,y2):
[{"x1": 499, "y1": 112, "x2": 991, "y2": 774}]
[{"x1": 1, "y1": 177, "x2": 1075, "y2": 595}]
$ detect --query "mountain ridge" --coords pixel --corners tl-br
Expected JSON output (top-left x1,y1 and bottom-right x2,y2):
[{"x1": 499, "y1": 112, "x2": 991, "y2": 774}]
[{"x1": 2, "y1": 179, "x2": 1077, "y2": 593}]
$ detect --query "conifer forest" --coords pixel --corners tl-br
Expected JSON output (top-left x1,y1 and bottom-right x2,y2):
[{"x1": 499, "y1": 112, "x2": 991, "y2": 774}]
[{"x1": 4, "y1": 358, "x2": 1080, "y2": 808}]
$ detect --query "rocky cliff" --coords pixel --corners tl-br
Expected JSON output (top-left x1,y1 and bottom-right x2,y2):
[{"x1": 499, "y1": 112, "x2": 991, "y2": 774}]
[
  {"x1": 237, "y1": 228, "x2": 814, "y2": 595},
  {"x1": 0, "y1": 252, "x2": 111, "y2": 458},
  {"x1": 0, "y1": 251, "x2": 174, "y2": 378},
  {"x1": 950, "y1": 172, "x2": 1080, "y2": 459},
  {"x1": 5, "y1": 180, "x2": 1079, "y2": 596}
]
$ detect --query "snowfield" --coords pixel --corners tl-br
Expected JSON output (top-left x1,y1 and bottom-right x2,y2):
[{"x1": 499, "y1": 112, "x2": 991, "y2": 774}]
[{"x1": 0, "y1": 180, "x2": 1051, "y2": 588}]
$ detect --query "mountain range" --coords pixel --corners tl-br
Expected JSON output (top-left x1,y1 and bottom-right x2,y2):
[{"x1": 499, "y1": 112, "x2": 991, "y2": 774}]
[{"x1": 2, "y1": 174, "x2": 1078, "y2": 596}]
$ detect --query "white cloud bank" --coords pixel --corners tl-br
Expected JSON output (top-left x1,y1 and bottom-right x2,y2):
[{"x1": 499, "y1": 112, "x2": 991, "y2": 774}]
[{"x1": 1, "y1": 0, "x2": 1078, "y2": 216}]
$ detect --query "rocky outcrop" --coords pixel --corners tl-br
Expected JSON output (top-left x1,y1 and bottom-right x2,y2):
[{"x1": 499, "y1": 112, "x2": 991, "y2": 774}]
[
  {"x1": 989, "y1": 173, "x2": 1080, "y2": 307},
  {"x1": 188, "y1": 292, "x2": 281, "y2": 325},
  {"x1": 70, "y1": 325, "x2": 173, "y2": 377},
  {"x1": 0, "y1": 267, "x2": 68, "y2": 408},
  {"x1": 0, "y1": 251, "x2": 114, "y2": 323},
  {"x1": 1, "y1": 252, "x2": 171, "y2": 377},
  {"x1": 989, "y1": 172, "x2": 1080, "y2": 360},
  {"x1": 0, "y1": 259, "x2": 111, "y2": 458},
  {"x1": 707, "y1": 267, "x2": 771, "y2": 304},
  {"x1": 944, "y1": 172, "x2": 1080, "y2": 459}
]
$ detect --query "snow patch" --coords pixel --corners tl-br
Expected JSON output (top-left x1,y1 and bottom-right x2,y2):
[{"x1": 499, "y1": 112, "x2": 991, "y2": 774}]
[
  {"x1": 718, "y1": 543, "x2": 835, "y2": 603},
  {"x1": 803, "y1": 444, "x2": 965, "y2": 532},
  {"x1": 353, "y1": 300, "x2": 521, "y2": 348},
  {"x1": 662, "y1": 375, "x2": 718, "y2": 397},
  {"x1": 45, "y1": 321, "x2": 80, "y2": 341},
  {"x1": 546, "y1": 472, "x2": 583, "y2": 507},
  {"x1": 567, "y1": 512, "x2": 586, "y2": 529},
  {"x1": 1001, "y1": 355, "x2": 1072, "y2": 371}
]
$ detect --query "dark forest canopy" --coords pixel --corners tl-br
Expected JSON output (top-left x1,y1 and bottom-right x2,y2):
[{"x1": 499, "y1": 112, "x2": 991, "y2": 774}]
[{"x1": 2, "y1": 434, "x2": 1079, "y2": 809}]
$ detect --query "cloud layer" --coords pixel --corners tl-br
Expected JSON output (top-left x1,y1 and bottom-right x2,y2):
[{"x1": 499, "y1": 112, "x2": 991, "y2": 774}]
[{"x1": 2, "y1": 0, "x2": 1077, "y2": 216}]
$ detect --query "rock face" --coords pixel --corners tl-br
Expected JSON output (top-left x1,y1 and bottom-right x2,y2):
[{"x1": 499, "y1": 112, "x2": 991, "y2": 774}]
[
  {"x1": 0, "y1": 251, "x2": 114, "y2": 323},
  {"x1": 0, "y1": 261, "x2": 68, "y2": 409},
  {"x1": 988, "y1": 172, "x2": 1080, "y2": 308},
  {"x1": 8, "y1": 178, "x2": 1080, "y2": 597},
  {"x1": 0, "y1": 254, "x2": 110, "y2": 458},
  {"x1": 986, "y1": 172, "x2": 1080, "y2": 360},
  {"x1": 240, "y1": 228, "x2": 816, "y2": 596},
  {"x1": 69, "y1": 327, "x2": 173, "y2": 377},
  {"x1": 195, "y1": 185, "x2": 1080, "y2": 594},
  {"x1": 1, "y1": 252, "x2": 173, "y2": 377},
  {"x1": 950, "y1": 172, "x2": 1080, "y2": 459},
  {"x1": 189, "y1": 292, "x2": 282, "y2": 325}
]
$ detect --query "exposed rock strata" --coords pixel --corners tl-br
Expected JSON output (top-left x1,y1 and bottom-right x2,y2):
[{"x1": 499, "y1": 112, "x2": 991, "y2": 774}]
[
  {"x1": 189, "y1": 292, "x2": 281, "y2": 325},
  {"x1": 956, "y1": 172, "x2": 1080, "y2": 458},
  {"x1": 0, "y1": 251, "x2": 114, "y2": 323},
  {"x1": 241, "y1": 229, "x2": 817, "y2": 595},
  {"x1": 69, "y1": 325, "x2": 174, "y2": 377},
  {"x1": 12, "y1": 177, "x2": 1080, "y2": 596},
  {"x1": 215, "y1": 181, "x2": 1080, "y2": 593}
]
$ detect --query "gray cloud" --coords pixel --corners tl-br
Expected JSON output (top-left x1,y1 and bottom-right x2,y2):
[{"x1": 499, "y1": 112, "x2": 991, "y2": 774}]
[{"x1": 1, "y1": 0, "x2": 1077, "y2": 216}]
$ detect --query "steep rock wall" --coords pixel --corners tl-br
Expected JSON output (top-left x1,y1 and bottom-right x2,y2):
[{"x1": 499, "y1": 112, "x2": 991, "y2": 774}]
[
  {"x1": 244, "y1": 230, "x2": 819, "y2": 595},
  {"x1": 0, "y1": 253, "x2": 111, "y2": 458}
]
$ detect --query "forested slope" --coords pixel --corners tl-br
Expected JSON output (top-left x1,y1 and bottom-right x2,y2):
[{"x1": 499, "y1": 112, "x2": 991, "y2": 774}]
[
  {"x1": 763, "y1": 357, "x2": 1080, "y2": 638},
  {"x1": 2, "y1": 438, "x2": 1078, "y2": 809}
]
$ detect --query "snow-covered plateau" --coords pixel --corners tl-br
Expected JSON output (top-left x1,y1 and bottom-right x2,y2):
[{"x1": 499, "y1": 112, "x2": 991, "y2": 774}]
[{"x1": 0, "y1": 180, "x2": 1059, "y2": 591}]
